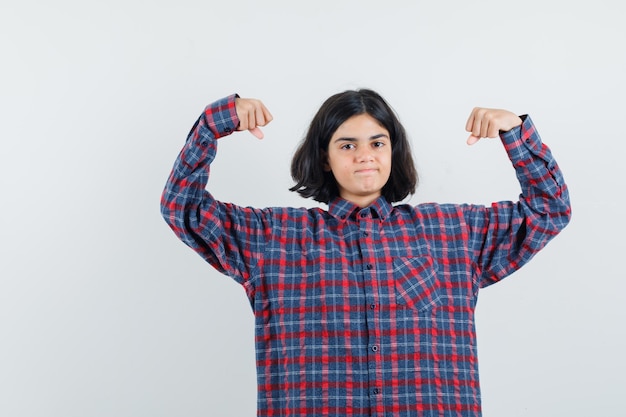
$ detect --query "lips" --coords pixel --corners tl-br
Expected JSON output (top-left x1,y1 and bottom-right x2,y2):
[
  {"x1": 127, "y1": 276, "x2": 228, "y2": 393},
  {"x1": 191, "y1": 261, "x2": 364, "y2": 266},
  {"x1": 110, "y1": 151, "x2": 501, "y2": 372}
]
[{"x1": 355, "y1": 168, "x2": 378, "y2": 174}]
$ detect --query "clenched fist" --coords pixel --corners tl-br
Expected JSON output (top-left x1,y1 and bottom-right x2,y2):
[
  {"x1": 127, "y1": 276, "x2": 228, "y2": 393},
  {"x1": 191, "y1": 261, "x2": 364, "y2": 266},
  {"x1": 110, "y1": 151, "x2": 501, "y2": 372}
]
[
  {"x1": 465, "y1": 107, "x2": 522, "y2": 145},
  {"x1": 235, "y1": 97, "x2": 273, "y2": 139}
]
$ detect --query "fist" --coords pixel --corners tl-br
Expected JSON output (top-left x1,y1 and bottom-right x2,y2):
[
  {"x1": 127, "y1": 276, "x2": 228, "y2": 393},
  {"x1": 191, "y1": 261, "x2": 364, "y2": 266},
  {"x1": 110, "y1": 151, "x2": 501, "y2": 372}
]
[
  {"x1": 465, "y1": 107, "x2": 522, "y2": 145},
  {"x1": 235, "y1": 97, "x2": 273, "y2": 139}
]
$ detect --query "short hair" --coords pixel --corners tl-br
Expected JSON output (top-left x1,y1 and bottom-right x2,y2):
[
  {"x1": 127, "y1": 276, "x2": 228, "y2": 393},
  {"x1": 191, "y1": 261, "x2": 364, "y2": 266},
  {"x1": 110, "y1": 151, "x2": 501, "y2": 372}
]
[{"x1": 290, "y1": 89, "x2": 418, "y2": 204}]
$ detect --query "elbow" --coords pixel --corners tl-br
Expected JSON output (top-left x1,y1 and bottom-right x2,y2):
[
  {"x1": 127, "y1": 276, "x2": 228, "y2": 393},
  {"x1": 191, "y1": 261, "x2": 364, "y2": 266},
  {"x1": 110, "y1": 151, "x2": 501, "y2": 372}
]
[
  {"x1": 541, "y1": 182, "x2": 572, "y2": 234},
  {"x1": 543, "y1": 195, "x2": 571, "y2": 240},
  {"x1": 160, "y1": 189, "x2": 180, "y2": 232},
  {"x1": 556, "y1": 186, "x2": 572, "y2": 232},
  {"x1": 525, "y1": 186, "x2": 572, "y2": 240},
  {"x1": 562, "y1": 203, "x2": 572, "y2": 230},
  {"x1": 550, "y1": 206, "x2": 571, "y2": 236}
]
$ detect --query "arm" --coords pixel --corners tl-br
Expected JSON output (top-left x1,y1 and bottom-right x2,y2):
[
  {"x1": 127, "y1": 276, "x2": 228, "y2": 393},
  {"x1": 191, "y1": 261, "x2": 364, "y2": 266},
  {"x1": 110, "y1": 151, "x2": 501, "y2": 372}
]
[
  {"x1": 160, "y1": 94, "x2": 274, "y2": 284},
  {"x1": 463, "y1": 109, "x2": 572, "y2": 287}
]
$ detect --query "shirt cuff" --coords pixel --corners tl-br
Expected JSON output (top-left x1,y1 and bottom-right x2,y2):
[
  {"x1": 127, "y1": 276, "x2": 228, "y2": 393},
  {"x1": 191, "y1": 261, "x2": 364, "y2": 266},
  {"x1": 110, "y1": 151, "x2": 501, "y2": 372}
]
[
  {"x1": 203, "y1": 93, "x2": 240, "y2": 139},
  {"x1": 500, "y1": 115, "x2": 547, "y2": 165}
]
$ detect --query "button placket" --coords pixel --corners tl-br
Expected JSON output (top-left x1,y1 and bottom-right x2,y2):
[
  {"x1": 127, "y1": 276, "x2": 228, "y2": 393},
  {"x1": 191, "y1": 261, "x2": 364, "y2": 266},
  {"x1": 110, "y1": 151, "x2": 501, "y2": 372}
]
[{"x1": 358, "y1": 212, "x2": 383, "y2": 408}]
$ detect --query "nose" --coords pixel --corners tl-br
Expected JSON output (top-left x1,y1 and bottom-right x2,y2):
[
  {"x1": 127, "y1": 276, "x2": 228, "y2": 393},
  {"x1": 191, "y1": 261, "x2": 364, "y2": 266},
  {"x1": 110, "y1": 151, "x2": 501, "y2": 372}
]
[{"x1": 356, "y1": 147, "x2": 374, "y2": 163}]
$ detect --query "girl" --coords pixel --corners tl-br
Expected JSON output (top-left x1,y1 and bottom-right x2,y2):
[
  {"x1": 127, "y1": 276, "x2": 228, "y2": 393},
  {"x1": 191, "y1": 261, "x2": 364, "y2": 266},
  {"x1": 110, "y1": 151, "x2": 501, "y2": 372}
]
[{"x1": 161, "y1": 89, "x2": 570, "y2": 416}]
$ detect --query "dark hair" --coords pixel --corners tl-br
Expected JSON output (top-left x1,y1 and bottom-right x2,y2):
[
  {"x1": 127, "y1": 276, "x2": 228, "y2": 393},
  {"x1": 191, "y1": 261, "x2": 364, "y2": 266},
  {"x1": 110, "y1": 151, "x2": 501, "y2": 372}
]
[{"x1": 290, "y1": 89, "x2": 418, "y2": 204}]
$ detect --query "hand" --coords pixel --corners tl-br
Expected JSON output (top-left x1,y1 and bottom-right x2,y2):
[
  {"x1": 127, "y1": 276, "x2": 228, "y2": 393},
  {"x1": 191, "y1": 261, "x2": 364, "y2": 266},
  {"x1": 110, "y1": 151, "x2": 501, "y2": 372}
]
[
  {"x1": 235, "y1": 97, "x2": 273, "y2": 139},
  {"x1": 465, "y1": 107, "x2": 522, "y2": 145}
]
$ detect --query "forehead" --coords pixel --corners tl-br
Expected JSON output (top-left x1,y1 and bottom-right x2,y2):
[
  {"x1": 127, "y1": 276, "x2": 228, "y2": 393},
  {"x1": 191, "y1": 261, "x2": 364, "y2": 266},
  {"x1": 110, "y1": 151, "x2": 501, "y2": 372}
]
[{"x1": 331, "y1": 113, "x2": 388, "y2": 139}]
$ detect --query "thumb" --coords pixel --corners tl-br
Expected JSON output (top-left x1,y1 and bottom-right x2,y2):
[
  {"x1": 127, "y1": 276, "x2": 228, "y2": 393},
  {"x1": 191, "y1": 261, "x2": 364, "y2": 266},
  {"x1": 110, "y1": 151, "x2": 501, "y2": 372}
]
[
  {"x1": 466, "y1": 134, "x2": 480, "y2": 145},
  {"x1": 249, "y1": 126, "x2": 264, "y2": 140}
]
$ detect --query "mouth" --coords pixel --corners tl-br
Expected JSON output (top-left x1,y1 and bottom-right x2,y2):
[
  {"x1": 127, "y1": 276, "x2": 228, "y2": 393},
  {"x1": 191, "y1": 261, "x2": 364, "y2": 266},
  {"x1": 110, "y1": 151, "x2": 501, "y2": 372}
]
[{"x1": 355, "y1": 168, "x2": 378, "y2": 174}]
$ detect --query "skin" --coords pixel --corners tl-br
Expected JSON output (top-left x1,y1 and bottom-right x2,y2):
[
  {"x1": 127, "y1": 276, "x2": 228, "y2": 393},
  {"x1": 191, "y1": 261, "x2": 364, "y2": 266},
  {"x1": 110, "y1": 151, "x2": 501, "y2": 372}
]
[
  {"x1": 234, "y1": 97, "x2": 272, "y2": 139},
  {"x1": 234, "y1": 97, "x2": 523, "y2": 206},
  {"x1": 323, "y1": 114, "x2": 392, "y2": 207},
  {"x1": 465, "y1": 107, "x2": 523, "y2": 145}
]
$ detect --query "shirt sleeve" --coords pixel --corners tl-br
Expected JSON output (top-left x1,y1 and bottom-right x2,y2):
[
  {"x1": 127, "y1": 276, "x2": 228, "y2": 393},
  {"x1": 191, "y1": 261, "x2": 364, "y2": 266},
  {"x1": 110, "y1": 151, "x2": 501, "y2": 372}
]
[
  {"x1": 466, "y1": 115, "x2": 572, "y2": 288},
  {"x1": 160, "y1": 94, "x2": 272, "y2": 285}
]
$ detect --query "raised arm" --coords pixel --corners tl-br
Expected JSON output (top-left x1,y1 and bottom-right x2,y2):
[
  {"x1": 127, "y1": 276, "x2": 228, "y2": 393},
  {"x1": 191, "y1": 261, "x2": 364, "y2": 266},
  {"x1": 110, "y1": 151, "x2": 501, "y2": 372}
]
[
  {"x1": 461, "y1": 109, "x2": 571, "y2": 287},
  {"x1": 160, "y1": 95, "x2": 274, "y2": 284}
]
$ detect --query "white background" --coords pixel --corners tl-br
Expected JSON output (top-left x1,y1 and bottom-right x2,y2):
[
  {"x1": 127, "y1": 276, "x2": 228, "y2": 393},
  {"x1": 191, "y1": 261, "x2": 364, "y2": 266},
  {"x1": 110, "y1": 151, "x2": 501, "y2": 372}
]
[{"x1": 1, "y1": 1, "x2": 624, "y2": 416}]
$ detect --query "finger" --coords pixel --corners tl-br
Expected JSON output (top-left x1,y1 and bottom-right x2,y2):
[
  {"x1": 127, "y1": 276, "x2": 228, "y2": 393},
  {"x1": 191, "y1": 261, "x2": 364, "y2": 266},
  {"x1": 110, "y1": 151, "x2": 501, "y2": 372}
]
[
  {"x1": 480, "y1": 119, "x2": 490, "y2": 139},
  {"x1": 255, "y1": 106, "x2": 266, "y2": 127},
  {"x1": 249, "y1": 126, "x2": 264, "y2": 140},
  {"x1": 487, "y1": 122, "x2": 500, "y2": 138},
  {"x1": 465, "y1": 109, "x2": 476, "y2": 133},
  {"x1": 248, "y1": 110, "x2": 256, "y2": 131},
  {"x1": 472, "y1": 117, "x2": 483, "y2": 138},
  {"x1": 263, "y1": 105, "x2": 273, "y2": 124},
  {"x1": 258, "y1": 102, "x2": 273, "y2": 125}
]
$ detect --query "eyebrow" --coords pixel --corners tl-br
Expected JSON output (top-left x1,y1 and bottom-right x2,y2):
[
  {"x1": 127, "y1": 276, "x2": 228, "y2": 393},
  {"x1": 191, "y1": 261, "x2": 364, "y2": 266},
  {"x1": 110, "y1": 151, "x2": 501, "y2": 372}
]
[{"x1": 333, "y1": 133, "x2": 389, "y2": 143}]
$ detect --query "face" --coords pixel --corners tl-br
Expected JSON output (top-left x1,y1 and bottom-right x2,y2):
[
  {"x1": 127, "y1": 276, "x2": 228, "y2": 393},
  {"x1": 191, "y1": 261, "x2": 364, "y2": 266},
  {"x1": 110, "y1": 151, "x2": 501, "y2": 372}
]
[{"x1": 324, "y1": 113, "x2": 392, "y2": 207}]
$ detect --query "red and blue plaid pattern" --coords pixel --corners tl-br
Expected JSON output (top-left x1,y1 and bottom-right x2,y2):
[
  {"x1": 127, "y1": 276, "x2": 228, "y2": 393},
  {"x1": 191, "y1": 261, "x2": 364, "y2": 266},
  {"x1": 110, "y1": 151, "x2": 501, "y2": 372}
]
[{"x1": 161, "y1": 95, "x2": 571, "y2": 416}]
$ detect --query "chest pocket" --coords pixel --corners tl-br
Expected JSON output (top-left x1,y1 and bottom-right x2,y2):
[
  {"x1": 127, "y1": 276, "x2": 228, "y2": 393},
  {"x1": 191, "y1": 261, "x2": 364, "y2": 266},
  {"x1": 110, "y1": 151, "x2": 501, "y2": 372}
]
[{"x1": 393, "y1": 256, "x2": 441, "y2": 313}]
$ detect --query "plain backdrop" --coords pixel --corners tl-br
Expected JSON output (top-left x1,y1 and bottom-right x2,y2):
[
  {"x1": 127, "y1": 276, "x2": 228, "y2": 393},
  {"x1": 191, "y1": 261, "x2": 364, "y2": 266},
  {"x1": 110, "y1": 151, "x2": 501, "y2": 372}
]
[{"x1": 1, "y1": 1, "x2": 624, "y2": 416}]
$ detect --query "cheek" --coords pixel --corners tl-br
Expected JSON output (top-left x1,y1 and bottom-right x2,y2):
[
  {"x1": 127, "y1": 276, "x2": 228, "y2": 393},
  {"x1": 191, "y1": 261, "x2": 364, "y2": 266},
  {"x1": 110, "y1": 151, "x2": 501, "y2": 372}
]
[
  {"x1": 383, "y1": 153, "x2": 393, "y2": 169},
  {"x1": 328, "y1": 156, "x2": 350, "y2": 173}
]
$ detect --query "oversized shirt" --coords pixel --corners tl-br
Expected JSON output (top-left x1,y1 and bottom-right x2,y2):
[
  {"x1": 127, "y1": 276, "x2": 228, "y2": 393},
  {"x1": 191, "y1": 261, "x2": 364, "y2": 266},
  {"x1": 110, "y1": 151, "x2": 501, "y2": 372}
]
[{"x1": 161, "y1": 94, "x2": 571, "y2": 416}]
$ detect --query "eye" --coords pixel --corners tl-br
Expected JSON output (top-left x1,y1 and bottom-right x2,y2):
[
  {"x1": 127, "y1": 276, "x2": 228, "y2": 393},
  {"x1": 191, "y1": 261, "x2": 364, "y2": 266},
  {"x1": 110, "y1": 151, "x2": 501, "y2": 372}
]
[
  {"x1": 372, "y1": 141, "x2": 386, "y2": 148},
  {"x1": 340, "y1": 143, "x2": 356, "y2": 150}
]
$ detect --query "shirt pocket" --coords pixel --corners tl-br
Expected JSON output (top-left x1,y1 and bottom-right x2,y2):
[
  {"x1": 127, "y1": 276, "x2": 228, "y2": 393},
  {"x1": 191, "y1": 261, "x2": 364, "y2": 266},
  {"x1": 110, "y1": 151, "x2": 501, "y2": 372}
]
[{"x1": 393, "y1": 256, "x2": 442, "y2": 313}]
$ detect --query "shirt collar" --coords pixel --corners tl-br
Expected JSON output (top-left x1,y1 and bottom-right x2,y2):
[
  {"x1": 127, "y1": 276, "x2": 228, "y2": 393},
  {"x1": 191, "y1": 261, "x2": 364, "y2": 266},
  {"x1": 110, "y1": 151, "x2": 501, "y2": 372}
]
[{"x1": 328, "y1": 196, "x2": 392, "y2": 223}]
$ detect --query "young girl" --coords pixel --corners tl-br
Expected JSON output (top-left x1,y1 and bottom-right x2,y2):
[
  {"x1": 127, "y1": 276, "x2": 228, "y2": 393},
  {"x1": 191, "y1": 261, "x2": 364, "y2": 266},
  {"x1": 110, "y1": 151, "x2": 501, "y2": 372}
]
[{"x1": 161, "y1": 89, "x2": 571, "y2": 416}]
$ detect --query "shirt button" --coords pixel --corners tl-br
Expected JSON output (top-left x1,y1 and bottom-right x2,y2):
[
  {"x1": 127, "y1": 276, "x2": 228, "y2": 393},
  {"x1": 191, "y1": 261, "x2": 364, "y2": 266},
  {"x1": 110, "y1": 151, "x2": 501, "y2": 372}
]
[
  {"x1": 370, "y1": 304, "x2": 376, "y2": 309},
  {"x1": 223, "y1": 127, "x2": 232, "y2": 133},
  {"x1": 363, "y1": 231, "x2": 369, "y2": 237},
  {"x1": 372, "y1": 345, "x2": 378, "y2": 352},
  {"x1": 373, "y1": 388, "x2": 380, "y2": 395},
  {"x1": 360, "y1": 212, "x2": 367, "y2": 218},
  {"x1": 366, "y1": 264, "x2": 373, "y2": 270}
]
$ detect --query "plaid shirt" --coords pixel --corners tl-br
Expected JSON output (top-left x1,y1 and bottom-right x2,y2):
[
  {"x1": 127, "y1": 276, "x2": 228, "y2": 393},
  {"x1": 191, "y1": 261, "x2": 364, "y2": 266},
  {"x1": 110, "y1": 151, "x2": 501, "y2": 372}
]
[{"x1": 161, "y1": 95, "x2": 571, "y2": 416}]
